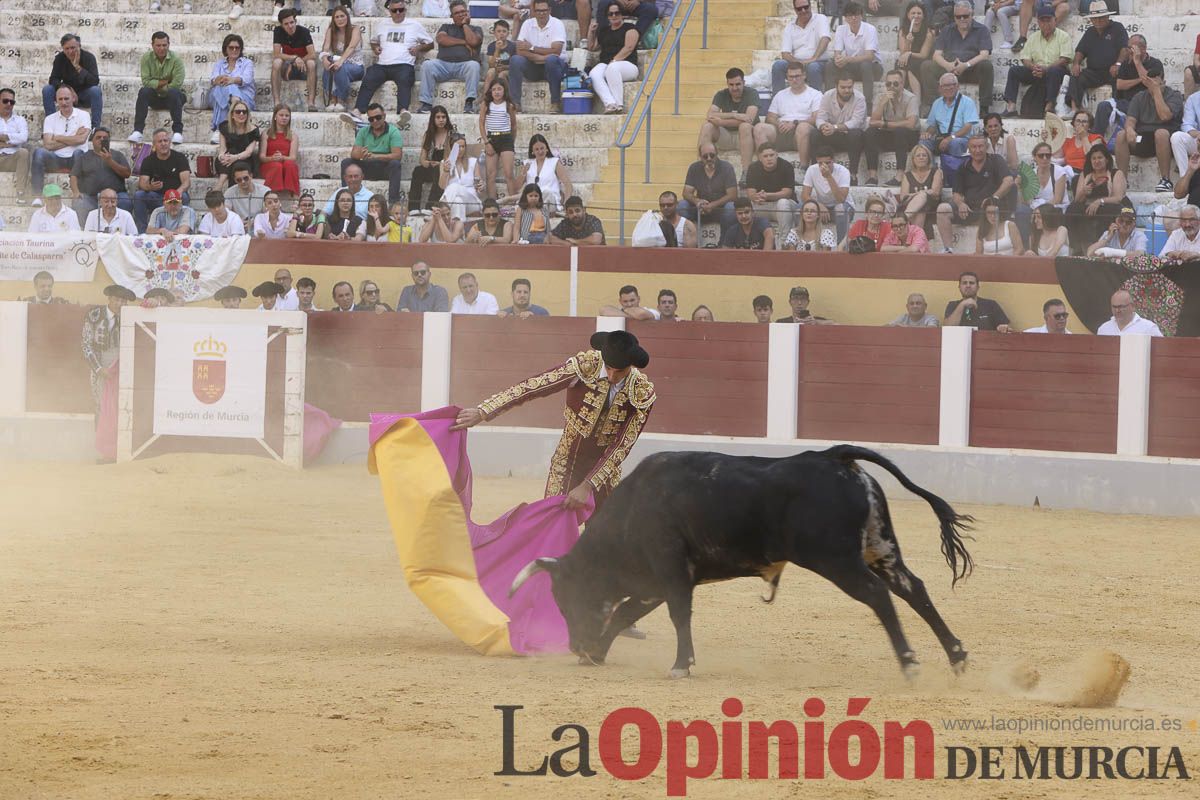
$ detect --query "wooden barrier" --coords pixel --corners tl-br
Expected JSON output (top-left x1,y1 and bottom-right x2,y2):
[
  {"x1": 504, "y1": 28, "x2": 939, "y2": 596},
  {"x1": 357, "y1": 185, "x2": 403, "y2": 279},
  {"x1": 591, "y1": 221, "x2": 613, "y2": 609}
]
[
  {"x1": 1148, "y1": 338, "x2": 1200, "y2": 459},
  {"x1": 305, "y1": 312, "x2": 423, "y2": 422},
  {"x1": 26, "y1": 304, "x2": 93, "y2": 415}
]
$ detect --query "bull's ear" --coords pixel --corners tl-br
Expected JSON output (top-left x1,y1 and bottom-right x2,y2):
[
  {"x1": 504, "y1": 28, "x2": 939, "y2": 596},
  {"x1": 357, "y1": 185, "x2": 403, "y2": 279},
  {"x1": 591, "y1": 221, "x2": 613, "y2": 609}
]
[{"x1": 509, "y1": 557, "x2": 560, "y2": 597}]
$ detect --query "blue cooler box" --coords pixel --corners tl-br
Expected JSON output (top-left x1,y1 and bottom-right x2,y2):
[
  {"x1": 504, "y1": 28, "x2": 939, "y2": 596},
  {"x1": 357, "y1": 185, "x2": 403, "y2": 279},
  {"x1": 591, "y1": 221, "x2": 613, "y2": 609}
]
[
  {"x1": 562, "y1": 90, "x2": 594, "y2": 114},
  {"x1": 470, "y1": 1, "x2": 500, "y2": 17}
]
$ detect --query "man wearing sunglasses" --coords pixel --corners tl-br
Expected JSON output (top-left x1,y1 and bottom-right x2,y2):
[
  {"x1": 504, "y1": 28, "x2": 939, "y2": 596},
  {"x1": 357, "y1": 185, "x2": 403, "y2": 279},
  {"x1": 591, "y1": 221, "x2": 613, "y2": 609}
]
[
  {"x1": 864, "y1": 69, "x2": 918, "y2": 187},
  {"x1": 345, "y1": 103, "x2": 405, "y2": 204},
  {"x1": 344, "y1": 1, "x2": 434, "y2": 127},
  {"x1": 921, "y1": 1, "x2": 993, "y2": 114},
  {"x1": 771, "y1": 2, "x2": 831, "y2": 95},
  {"x1": 397, "y1": 261, "x2": 451, "y2": 313},
  {"x1": 1023, "y1": 299, "x2": 1073, "y2": 334},
  {"x1": 0, "y1": 88, "x2": 31, "y2": 206}
]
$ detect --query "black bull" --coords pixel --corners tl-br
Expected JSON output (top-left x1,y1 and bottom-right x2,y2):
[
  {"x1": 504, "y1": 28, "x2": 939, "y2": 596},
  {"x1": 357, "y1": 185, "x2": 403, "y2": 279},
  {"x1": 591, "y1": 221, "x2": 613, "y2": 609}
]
[{"x1": 510, "y1": 445, "x2": 974, "y2": 678}]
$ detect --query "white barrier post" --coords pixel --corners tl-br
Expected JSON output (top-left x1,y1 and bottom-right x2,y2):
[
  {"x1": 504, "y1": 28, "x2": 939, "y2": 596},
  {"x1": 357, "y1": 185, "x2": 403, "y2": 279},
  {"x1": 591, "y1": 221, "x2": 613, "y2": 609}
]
[
  {"x1": 0, "y1": 302, "x2": 29, "y2": 416},
  {"x1": 421, "y1": 311, "x2": 453, "y2": 411},
  {"x1": 1116, "y1": 335, "x2": 1152, "y2": 457},
  {"x1": 568, "y1": 247, "x2": 579, "y2": 317},
  {"x1": 766, "y1": 323, "x2": 800, "y2": 440},
  {"x1": 938, "y1": 326, "x2": 973, "y2": 447}
]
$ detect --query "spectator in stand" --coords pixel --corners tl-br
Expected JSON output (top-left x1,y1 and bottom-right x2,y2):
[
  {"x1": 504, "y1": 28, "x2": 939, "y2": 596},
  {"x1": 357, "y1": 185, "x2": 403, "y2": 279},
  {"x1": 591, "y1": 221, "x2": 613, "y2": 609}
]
[
  {"x1": 722, "y1": 197, "x2": 775, "y2": 250},
  {"x1": 28, "y1": 185, "x2": 80, "y2": 232},
  {"x1": 776, "y1": 285, "x2": 834, "y2": 324},
  {"x1": 772, "y1": 1, "x2": 832, "y2": 95},
  {"x1": 1066, "y1": 2, "x2": 1128, "y2": 118},
  {"x1": 480, "y1": 80, "x2": 519, "y2": 202},
  {"x1": 606, "y1": 0, "x2": 657, "y2": 37},
  {"x1": 844, "y1": 195, "x2": 891, "y2": 250},
  {"x1": 252, "y1": 191, "x2": 292, "y2": 239},
  {"x1": 1170, "y1": 77, "x2": 1200, "y2": 181},
  {"x1": 411, "y1": 107, "x2": 455, "y2": 210},
  {"x1": 133, "y1": 129, "x2": 191, "y2": 232},
  {"x1": 85, "y1": 188, "x2": 138, "y2": 235},
  {"x1": 936, "y1": 134, "x2": 1014, "y2": 254},
  {"x1": 921, "y1": 2, "x2": 992, "y2": 114},
  {"x1": 357, "y1": 280, "x2": 394, "y2": 314},
  {"x1": 208, "y1": 34, "x2": 256, "y2": 145},
  {"x1": 345, "y1": 102, "x2": 405, "y2": 204},
  {"x1": 680, "y1": 141, "x2": 739, "y2": 236},
  {"x1": 324, "y1": 161, "x2": 373, "y2": 219},
  {"x1": 599, "y1": 284, "x2": 660, "y2": 319},
  {"x1": 1066, "y1": 143, "x2": 1129, "y2": 253},
  {"x1": 700, "y1": 68, "x2": 766, "y2": 181},
  {"x1": 344, "y1": 1, "x2": 434, "y2": 127},
  {"x1": 752, "y1": 295, "x2": 774, "y2": 322},
  {"x1": 886, "y1": 292, "x2": 939, "y2": 326},
  {"x1": 828, "y1": 3, "x2": 883, "y2": 112},
  {"x1": 898, "y1": 143, "x2": 942, "y2": 232},
  {"x1": 22, "y1": 271, "x2": 70, "y2": 305},
  {"x1": 259, "y1": 104, "x2": 301, "y2": 199},
  {"x1": 801, "y1": 146, "x2": 854, "y2": 243},
  {"x1": 0, "y1": 88, "x2": 30, "y2": 206},
  {"x1": 468, "y1": 198, "x2": 514, "y2": 244},
  {"x1": 129, "y1": 32, "x2": 185, "y2": 146},
  {"x1": 296, "y1": 277, "x2": 320, "y2": 312},
  {"x1": 363, "y1": 193, "x2": 401, "y2": 242},
  {"x1": 982, "y1": 113, "x2": 1019, "y2": 172},
  {"x1": 498, "y1": 278, "x2": 550, "y2": 317},
  {"x1": 69, "y1": 127, "x2": 131, "y2": 225},
  {"x1": 974, "y1": 197, "x2": 1021, "y2": 255},
  {"x1": 513, "y1": 183, "x2": 551, "y2": 243},
  {"x1": 656, "y1": 289, "x2": 681, "y2": 322},
  {"x1": 984, "y1": 0, "x2": 1022, "y2": 53},
  {"x1": 320, "y1": 6, "x2": 365, "y2": 113},
  {"x1": 451, "y1": 272, "x2": 500, "y2": 315},
  {"x1": 1023, "y1": 298, "x2": 1072, "y2": 333},
  {"x1": 691, "y1": 305, "x2": 715, "y2": 322},
  {"x1": 746, "y1": 142, "x2": 797, "y2": 239},
  {"x1": 1116, "y1": 63, "x2": 1184, "y2": 194},
  {"x1": 1158, "y1": 204, "x2": 1200, "y2": 261},
  {"x1": 146, "y1": 189, "x2": 195, "y2": 240},
  {"x1": 864, "y1": 69, "x2": 919, "y2": 187},
  {"x1": 658, "y1": 191, "x2": 698, "y2": 247},
  {"x1": 272, "y1": 9, "x2": 319, "y2": 112},
  {"x1": 439, "y1": 135, "x2": 484, "y2": 222},
  {"x1": 813, "y1": 76, "x2": 868, "y2": 185},
  {"x1": 1002, "y1": 5, "x2": 1071, "y2": 119},
  {"x1": 880, "y1": 210, "x2": 929, "y2": 252},
  {"x1": 1028, "y1": 141, "x2": 1068, "y2": 211},
  {"x1": 543, "y1": 0, "x2": 593, "y2": 43},
  {"x1": 398, "y1": 261, "x2": 451, "y2": 312},
  {"x1": 330, "y1": 281, "x2": 356, "y2": 312},
  {"x1": 921, "y1": 74, "x2": 979, "y2": 161},
  {"x1": 1098, "y1": 289, "x2": 1164, "y2": 335},
  {"x1": 511, "y1": 0, "x2": 569, "y2": 112},
  {"x1": 1086, "y1": 205, "x2": 1147, "y2": 257},
  {"x1": 198, "y1": 190, "x2": 247, "y2": 237},
  {"x1": 417, "y1": 200, "x2": 467, "y2": 242},
  {"x1": 418, "y1": 1, "x2": 483, "y2": 115},
  {"x1": 896, "y1": 1, "x2": 934, "y2": 101},
  {"x1": 324, "y1": 189, "x2": 367, "y2": 240},
  {"x1": 1026, "y1": 204, "x2": 1070, "y2": 256},
  {"x1": 765, "y1": 63, "x2": 823, "y2": 172},
  {"x1": 287, "y1": 193, "x2": 327, "y2": 239},
  {"x1": 484, "y1": 20, "x2": 518, "y2": 97},
  {"x1": 549, "y1": 196, "x2": 606, "y2": 245},
  {"x1": 32, "y1": 86, "x2": 91, "y2": 203},
  {"x1": 1012, "y1": 0, "x2": 1069, "y2": 54},
  {"x1": 215, "y1": 98, "x2": 260, "y2": 191},
  {"x1": 1095, "y1": 34, "x2": 1163, "y2": 138},
  {"x1": 782, "y1": 198, "x2": 837, "y2": 250},
  {"x1": 273, "y1": 269, "x2": 299, "y2": 310},
  {"x1": 225, "y1": 163, "x2": 270, "y2": 226},
  {"x1": 519, "y1": 134, "x2": 573, "y2": 212},
  {"x1": 1174, "y1": 151, "x2": 1200, "y2": 208},
  {"x1": 44, "y1": 34, "x2": 102, "y2": 128},
  {"x1": 1188, "y1": 32, "x2": 1200, "y2": 97},
  {"x1": 588, "y1": 3, "x2": 640, "y2": 115},
  {"x1": 1054, "y1": 109, "x2": 1104, "y2": 173},
  {"x1": 944, "y1": 271, "x2": 1012, "y2": 331}
]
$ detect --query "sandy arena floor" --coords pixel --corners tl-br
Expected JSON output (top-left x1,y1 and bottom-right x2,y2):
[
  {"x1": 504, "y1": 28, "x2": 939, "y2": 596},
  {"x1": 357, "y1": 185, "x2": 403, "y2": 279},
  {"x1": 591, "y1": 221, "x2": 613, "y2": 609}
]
[{"x1": 1, "y1": 455, "x2": 1197, "y2": 799}]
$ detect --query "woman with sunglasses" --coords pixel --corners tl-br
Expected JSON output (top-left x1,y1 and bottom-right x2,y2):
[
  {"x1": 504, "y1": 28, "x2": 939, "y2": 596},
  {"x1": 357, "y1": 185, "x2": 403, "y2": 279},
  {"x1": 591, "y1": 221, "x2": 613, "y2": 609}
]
[
  {"x1": 975, "y1": 198, "x2": 1021, "y2": 256},
  {"x1": 208, "y1": 34, "x2": 257, "y2": 145},
  {"x1": 1053, "y1": 110, "x2": 1103, "y2": 173},
  {"x1": 895, "y1": 1, "x2": 933, "y2": 100},
  {"x1": 215, "y1": 98, "x2": 260, "y2": 191},
  {"x1": 1065, "y1": 143, "x2": 1129, "y2": 252},
  {"x1": 515, "y1": 134, "x2": 573, "y2": 213},
  {"x1": 1028, "y1": 141, "x2": 1068, "y2": 211},
  {"x1": 1025, "y1": 204, "x2": 1070, "y2": 257},
  {"x1": 588, "y1": 3, "x2": 640, "y2": 115},
  {"x1": 356, "y1": 280, "x2": 393, "y2": 314},
  {"x1": 466, "y1": 198, "x2": 513, "y2": 245}
]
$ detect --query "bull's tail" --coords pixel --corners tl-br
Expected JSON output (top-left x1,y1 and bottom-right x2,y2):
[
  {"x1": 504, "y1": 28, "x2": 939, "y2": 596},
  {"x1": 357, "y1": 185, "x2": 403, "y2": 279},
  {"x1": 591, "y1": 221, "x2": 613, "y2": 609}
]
[{"x1": 821, "y1": 445, "x2": 975, "y2": 586}]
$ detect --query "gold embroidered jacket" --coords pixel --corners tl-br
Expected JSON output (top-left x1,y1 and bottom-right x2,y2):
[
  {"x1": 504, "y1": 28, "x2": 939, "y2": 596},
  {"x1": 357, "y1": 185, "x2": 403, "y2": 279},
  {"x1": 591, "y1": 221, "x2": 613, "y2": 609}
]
[{"x1": 477, "y1": 349, "x2": 656, "y2": 495}]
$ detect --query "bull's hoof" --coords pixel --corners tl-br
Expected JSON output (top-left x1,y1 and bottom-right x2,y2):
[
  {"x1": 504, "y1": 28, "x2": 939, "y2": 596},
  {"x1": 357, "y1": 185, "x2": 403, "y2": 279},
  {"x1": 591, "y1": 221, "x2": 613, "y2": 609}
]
[
  {"x1": 901, "y1": 656, "x2": 921, "y2": 682},
  {"x1": 667, "y1": 667, "x2": 691, "y2": 680},
  {"x1": 577, "y1": 654, "x2": 604, "y2": 666},
  {"x1": 951, "y1": 657, "x2": 969, "y2": 676}
]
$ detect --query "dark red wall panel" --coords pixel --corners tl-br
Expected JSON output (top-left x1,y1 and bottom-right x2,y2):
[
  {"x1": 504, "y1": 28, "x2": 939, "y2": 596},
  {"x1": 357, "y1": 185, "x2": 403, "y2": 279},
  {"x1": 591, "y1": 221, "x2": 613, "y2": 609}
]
[
  {"x1": 305, "y1": 312, "x2": 423, "y2": 421},
  {"x1": 1148, "y1": 338, "x2": 1200, "y2": 458}
]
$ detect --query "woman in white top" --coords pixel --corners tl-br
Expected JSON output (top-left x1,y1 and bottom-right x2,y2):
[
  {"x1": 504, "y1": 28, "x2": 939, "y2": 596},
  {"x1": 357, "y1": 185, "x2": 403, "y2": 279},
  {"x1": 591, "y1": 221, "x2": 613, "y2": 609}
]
[
  {"x1": 320, "y1": 6, "x2": 365, "y2": 113},
  {"x1": 587, "y1": 3, "x2": 640, "y2": 114},
  {"x1": 983, "y1": 114, "x2": 1019, "y2": 172},
  {"x1": 252, "y1": 191, "x2": 292, "y2": 239},
  {"x1": 1028, "y1": 141, "x2": 1068, "y2": 211},
  {"x1": 416, "y1": 201, "x2": 466, "y2": 243},
  {"x1": 518, "y1": 134, "x2": 574, "y2": 214},
  {"x1": 782, "y1": 200, "x2": 838, "y2": 251},
  {"x1": 1025, "y1": 205, "x2": 1070, "y2": 257},
  {"x1": 975, "y1": 198, "x2": 1021, "y2": 255},
  {"x1": 479, "y1": 80, "x2": 518, "y2": 201},
  {"x1": 438, "y1": 135, "x2": 484, "y2": 222}
]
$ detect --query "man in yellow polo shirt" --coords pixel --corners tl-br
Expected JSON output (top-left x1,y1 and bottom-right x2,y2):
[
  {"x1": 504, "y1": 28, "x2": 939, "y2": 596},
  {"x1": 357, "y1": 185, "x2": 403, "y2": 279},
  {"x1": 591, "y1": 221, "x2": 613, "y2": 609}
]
[{"x1": 1001, "y1": 4, "x2": 1073, "y2": 118}]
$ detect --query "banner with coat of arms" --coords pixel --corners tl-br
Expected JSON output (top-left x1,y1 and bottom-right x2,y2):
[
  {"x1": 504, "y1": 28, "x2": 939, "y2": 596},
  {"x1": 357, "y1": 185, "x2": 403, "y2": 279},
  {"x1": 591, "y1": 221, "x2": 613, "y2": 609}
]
[{"x1": 97, "y1": 233, "x2": 250, "y2": 302}]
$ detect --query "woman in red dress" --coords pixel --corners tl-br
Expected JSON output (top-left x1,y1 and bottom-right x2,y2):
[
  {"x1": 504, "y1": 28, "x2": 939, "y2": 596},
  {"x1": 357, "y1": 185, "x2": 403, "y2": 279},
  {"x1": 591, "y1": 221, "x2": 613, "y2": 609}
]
[{"x1": 259, "y1": 104, "x2": 301, "y2": 198}]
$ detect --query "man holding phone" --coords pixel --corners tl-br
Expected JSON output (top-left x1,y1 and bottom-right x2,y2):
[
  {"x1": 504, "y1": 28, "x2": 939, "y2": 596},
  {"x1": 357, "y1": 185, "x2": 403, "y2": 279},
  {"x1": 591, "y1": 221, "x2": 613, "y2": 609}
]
[
  {"x1": 69, "y1": 127, "x2": 132, "y2": 226},
  {"x1": 1114, "y1": 63, "x2": 1184, "y2": 194}
]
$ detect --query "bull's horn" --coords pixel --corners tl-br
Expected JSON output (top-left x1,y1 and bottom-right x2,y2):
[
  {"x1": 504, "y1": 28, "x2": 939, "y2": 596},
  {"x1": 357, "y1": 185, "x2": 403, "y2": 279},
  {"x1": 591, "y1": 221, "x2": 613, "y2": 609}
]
[{"x1": 508, "y1": 557, "x2": 559, "y2": 597}]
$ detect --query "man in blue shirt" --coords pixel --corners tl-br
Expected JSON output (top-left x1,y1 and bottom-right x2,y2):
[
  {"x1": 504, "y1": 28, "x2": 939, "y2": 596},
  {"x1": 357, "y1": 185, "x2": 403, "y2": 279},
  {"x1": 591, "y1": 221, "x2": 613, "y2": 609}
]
[
  {"x1": 397, "y1": 261, "x2": 451, "y2": 313},
  {"x1": 921, "y1": 73, "x2": 979, "y2": 158},
  {"x1": 920, "y1": 1, "x2": 993, "y2": 114},
  {"x1": 499, "y1": 278, "x2": 551, "y2": 318},
  {"x1": 323, "y1": 162, "x2": 373, "y2": 219}
]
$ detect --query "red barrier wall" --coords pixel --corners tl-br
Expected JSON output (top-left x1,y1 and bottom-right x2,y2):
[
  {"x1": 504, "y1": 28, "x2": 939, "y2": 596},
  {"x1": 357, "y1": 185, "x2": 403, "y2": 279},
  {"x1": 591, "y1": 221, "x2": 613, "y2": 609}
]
[
  {"x1": 449, "y1": 316, "x2": 598, "y2": 428},
  {"x1": 1147, "y1": 338, "x2": 1200, "y2": 459},
  {"x1": 26, "y1": 304, "x2": 94, "y2": 415},
  {"x1": 797, "y1": 326, "x2": 941, "y2": 445},
  {"x1": 625, "y1": 320, "x2": 769, "y2": 437},
  {"x1": 305, "y1": 312, "x2": 423, "y2": 422},
  {"x1": 969, "y1": 334, "x2": 1120, "y2": 453}
]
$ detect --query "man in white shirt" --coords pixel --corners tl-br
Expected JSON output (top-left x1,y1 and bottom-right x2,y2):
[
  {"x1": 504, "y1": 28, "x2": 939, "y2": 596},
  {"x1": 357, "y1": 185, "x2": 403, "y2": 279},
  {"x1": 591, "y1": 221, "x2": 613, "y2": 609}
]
[
  {"x1": 84, "y1": 188, "x2": 138, "y2": 235},
  {"x1": 32, "y1": 86, "x2": 91, "y2": 205},
  {"x1": 198, "y1": 190, "x2": 247, "y2": 237},
  {"x1": 1097, "y1": 290, "x2": 1163, "y2": 336},
  {"x1": 1023, "y1": 298, "x2": 1073, "y2": 333},
  {"x1": 772, "y1": 2, "x2": 832, "y2": 94},
  {"x1": 295, "y1": 277, "x2": 321, "y2": 312},
  {"x1": 344, "y1": 0, "x2": 434, "y2": 126},
  {"x1": 450, "y1": 272, "x2": 500, "y2": 314},
  {"x1": 800, "y1": 146, "x2": 854, "y2": 242},
  {"x1": 0, "y1": 88, "x2": 31, "y2": 205},
  {"x1": 253, "y1": 280, "x2": 286, "y2": 311},
  {"x1": 28, "y1": 184, "x2": 81, "y2": 233},
  {"x1": 1157, "y1": 204, "x2": 1200, "y2": 261},
  {"x1": 828, "y1": 2, "x2": 883, "y2": 111},
  {"x1": 598, "y1": 284, "x2": 661, "y2": 319},
  {"x1": 273, "y1": 268, "x2": 301, "y2": 311},
  {"x1": 765, "y1": 62, "x2": 823, "y2": 169},
  {"x1": 510, "y1": 0, "x2": 568, "y2": 111},
  {"x1": 252, "y1": 191, "x2": 293, "y2": 239}
]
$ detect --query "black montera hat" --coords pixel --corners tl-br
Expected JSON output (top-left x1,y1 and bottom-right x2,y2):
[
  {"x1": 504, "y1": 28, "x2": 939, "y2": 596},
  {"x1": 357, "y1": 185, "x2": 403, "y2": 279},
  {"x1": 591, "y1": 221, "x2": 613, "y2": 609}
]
[
  {"x1": 103, "y1": 284, "x2": 136, "y2": 301},
  {"x1": 589, "y1": 330, "x2": 650, "y2": 370},
  {"x1": 214, "y1": 286, "x2": 248, "y2": 301},
  {"x1": 252, "y1": 281, "x2": 285, "y2": 298}
]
